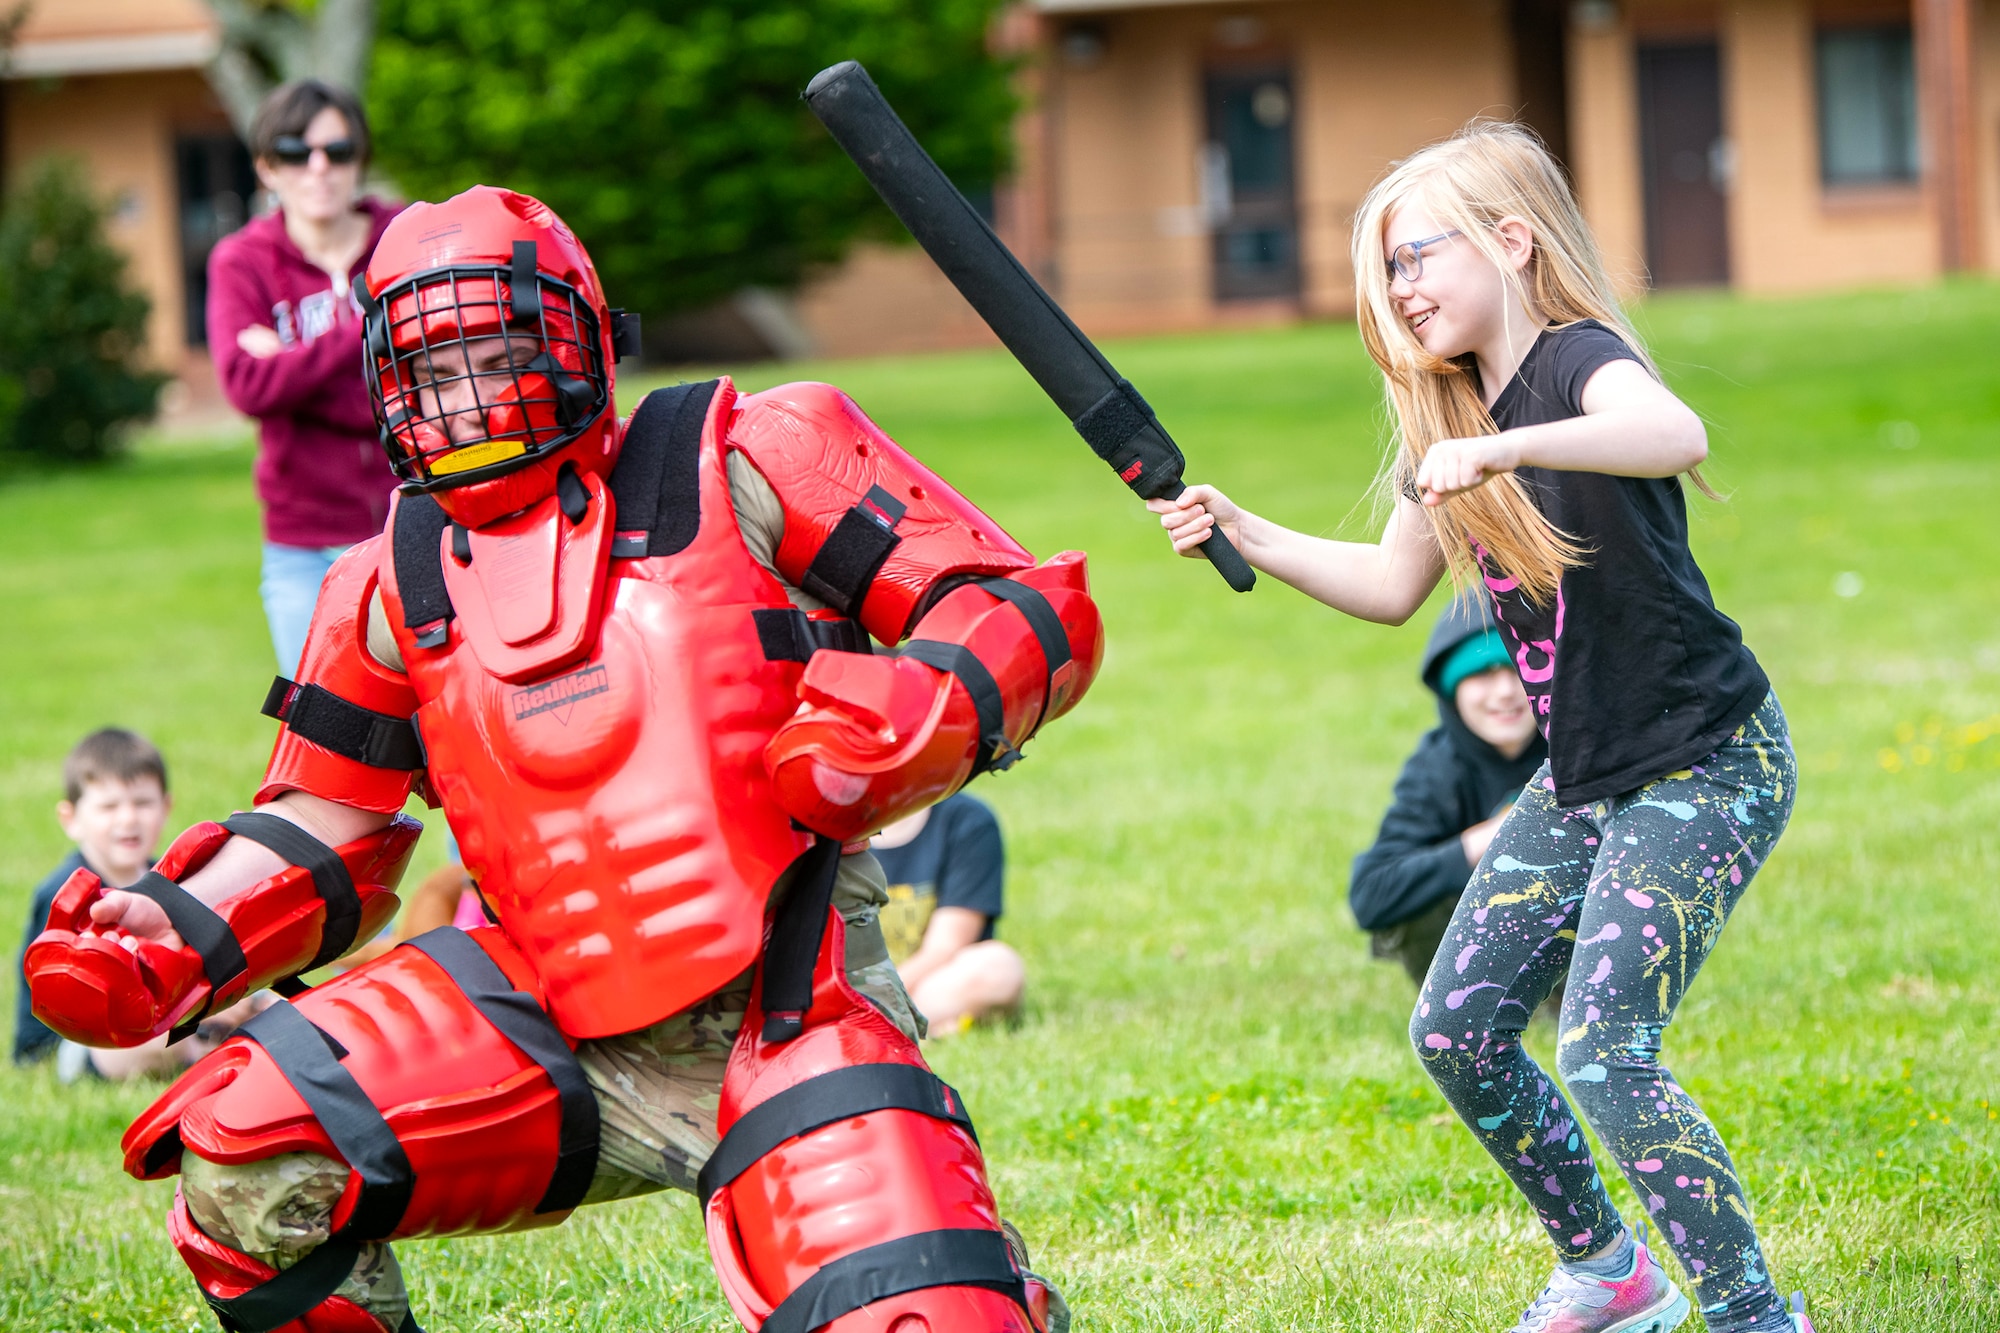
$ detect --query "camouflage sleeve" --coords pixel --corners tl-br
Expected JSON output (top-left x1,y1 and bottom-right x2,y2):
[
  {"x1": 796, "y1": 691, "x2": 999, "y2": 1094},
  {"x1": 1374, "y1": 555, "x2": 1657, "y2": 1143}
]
[{"x1": 726, "y1": 449, "x2": 834, "y2": 615}]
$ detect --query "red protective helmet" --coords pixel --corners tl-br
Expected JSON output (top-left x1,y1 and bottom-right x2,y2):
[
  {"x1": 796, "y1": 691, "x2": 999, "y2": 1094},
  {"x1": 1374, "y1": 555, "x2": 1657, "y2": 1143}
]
[{"x1": 356, "y1": 186, "x2": 638, "y2": 528}]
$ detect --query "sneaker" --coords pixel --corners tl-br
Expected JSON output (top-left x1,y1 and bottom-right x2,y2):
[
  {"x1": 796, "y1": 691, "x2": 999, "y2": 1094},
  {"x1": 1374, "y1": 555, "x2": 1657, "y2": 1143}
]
[
  {"x1": 999, "y1": 1218, "x2": 1071, "y2": 1333},
  {"x1": 1787, "y1": 1291, "x2": 1815, "y2": 1333},
  {"x1": 1504, "y1": 1242, "x2": 1692, "y2": 1333}
]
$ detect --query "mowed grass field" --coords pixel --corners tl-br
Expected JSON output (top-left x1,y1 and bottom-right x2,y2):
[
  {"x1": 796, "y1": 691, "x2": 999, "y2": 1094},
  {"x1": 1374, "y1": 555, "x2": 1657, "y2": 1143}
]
[{"x1": 2, "y1": 282, "x2": 1996, "y2": 1331}]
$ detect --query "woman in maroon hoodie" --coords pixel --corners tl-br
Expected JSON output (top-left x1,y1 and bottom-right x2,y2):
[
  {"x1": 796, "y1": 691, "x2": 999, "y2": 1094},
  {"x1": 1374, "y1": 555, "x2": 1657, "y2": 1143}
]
[{"x1": 207, "y1": 80, "x2": 401, "y2": 675}]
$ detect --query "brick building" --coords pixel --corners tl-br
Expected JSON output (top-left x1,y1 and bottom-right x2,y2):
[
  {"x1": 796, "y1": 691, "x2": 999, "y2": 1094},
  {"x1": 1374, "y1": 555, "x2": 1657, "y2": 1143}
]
[
  {"x1": 4, "y1": 0, "x2": 1992, "y2": 372},
  {"x1": 966, "y1": 0, "x2": 1995, "y2": 341}
]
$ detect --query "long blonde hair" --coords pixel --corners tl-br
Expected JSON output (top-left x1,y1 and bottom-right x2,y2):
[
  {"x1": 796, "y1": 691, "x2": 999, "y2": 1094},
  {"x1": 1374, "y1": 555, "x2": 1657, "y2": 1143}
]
[{"x1": 1352, "y1": 120, "x2": 1702, "y2": 605}]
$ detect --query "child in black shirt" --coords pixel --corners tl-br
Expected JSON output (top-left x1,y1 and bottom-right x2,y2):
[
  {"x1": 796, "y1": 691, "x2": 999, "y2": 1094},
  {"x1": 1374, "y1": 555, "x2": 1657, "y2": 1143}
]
[
  {"x1": 1152, "y1": 122, "x2": 1804, "y2": 1333},
  {"x1": 871, "y1": 793, "x2": 1022, "y2": 1036}
]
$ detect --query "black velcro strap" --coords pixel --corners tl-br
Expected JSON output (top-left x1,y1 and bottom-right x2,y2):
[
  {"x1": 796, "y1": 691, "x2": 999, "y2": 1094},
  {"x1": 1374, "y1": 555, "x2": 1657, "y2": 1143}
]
[
  {"x1": 123, "y1": 870, "x2": 246, "y2": 1042},
  {"x1": 1073, "y1": 379, "x2": 1151, "y2": 462},
  {"x1": 401, "y1": 927, "x2": 600, "y2": 1214},
  {"x1": 973, "y1": 578, "x2": 1070, "y2": 739},
  {"x1": 240, "y1": 1002, "x2": 414, "y2": 1241},
  {"x1": 201, "y1": 1232, "x2": 362, "y2": 1333},
  {"x1": 761, "y1": 1228, "x2": 1029, "y2": 1333},
  {"x1": 897, "y1": 639, "x2": 1015, "y2": 776},
  {"x1": 221, "y1": 812, "x2": 363, "y2": 975},
  {"x1": 392, "y1": 492, "x2": 454, "y2": 645},
  {"x1": 509, "y1": 240, "x2": 541, "y2": 327},
  {"x1": 262, "y1": 677, "x2": 425, "y2": 772},
  {"x1": 799, "y1": 486, "x2": 907, "y2": 619},
  {"x1": 555, "y1": 463, "x2": 590, "y2": 523},
  {"x1": 524, "y1": 351, "x2": 601, "y2": 430},
  {"x1": 351, "y1": 273, "x2": 390, "y2": 361},
  {"x1": 697, "y1": 1064, "x2": 975, "y2": 1210},
  {"x1": 609, "y1": 309, "x2": 642, "y2": 361},
  {"x1": 759, "y1": 836, "x2": 842, "y2": 1043},
  {"x1": 752, "y1": 607, "x2": 872, "y2": 663},
  {"x1": 608, "y1": 380, "x2": 715, "y2": 559}
]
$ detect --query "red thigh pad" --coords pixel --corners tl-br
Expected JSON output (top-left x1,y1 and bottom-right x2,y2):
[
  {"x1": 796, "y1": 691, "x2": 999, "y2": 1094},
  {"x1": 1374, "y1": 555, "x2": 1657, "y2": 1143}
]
[
  {"x1": 125, "y1": 926, "x2": 598, "y2": 1240},
  {"x1": 701, "y1": 908, "x2": 1037, "y2": 1333}
]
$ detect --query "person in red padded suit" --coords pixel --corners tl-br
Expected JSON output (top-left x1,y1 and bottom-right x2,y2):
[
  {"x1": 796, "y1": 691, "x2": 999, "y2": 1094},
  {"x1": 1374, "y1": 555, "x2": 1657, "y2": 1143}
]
[{"x1": 24, "y1": 185, "x2": 1102, "y2": 1333}]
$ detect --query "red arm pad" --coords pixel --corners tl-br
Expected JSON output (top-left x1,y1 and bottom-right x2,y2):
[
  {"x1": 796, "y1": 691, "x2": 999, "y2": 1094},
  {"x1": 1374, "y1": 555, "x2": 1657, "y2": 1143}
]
[
  {"x1": 258, "y1": 538, "x2": 428, "y2": 813},
  {"x1": 24, "y1": 814, "x2": 421, "y2": 1048},
  {"x1": 728, "y1": 381, "x2": 1034, "y2": 643},
  {"x1": 765, "y1": 552, "x2": 1104, "y2": 840}
]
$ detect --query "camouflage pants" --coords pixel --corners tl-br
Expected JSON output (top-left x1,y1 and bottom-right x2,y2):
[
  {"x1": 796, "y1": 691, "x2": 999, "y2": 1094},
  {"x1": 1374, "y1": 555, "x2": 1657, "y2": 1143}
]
[{"x1": 181, "y1": 853, "x2": 923, "y2": 1329}]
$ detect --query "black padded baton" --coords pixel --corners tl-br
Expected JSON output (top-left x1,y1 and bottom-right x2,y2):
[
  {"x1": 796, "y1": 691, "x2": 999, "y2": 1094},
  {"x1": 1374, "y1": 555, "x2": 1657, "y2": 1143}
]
[{"x1": 804, "y1": 60, "x2": 1254, "y2": 593}]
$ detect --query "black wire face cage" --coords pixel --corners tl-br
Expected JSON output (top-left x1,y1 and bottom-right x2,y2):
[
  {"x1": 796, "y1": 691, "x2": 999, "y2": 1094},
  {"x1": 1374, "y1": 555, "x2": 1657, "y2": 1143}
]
[{"x1": 363, "y1": 241, "x2": 609, "y2": 490}]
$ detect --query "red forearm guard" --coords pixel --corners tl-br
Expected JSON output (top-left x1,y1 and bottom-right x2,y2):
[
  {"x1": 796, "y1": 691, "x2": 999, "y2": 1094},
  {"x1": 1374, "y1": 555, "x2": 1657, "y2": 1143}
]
[
  {"x1": 765, "y1": 551, "x2": 1103, "y2": 840},
  {"x1": 727, "y1": 381, "x2": 1035, "y2": 644},
  {"x1": 24, "y1": 814, "x2": 420, "y2": 1048},
  {"x1": 258, "y1": 538, "x2": 428, "y2": 814}
]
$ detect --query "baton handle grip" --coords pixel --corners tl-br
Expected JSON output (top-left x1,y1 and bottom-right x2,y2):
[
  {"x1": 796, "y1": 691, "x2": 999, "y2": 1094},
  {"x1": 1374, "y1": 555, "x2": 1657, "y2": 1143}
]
[{"x1": 1165, "y1": 482, "x2": 1256, "y2": 592}]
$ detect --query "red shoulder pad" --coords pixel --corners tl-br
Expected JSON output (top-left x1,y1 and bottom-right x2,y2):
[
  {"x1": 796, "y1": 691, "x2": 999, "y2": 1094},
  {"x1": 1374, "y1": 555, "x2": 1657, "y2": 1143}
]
[
  {"x1": 726, "y1": 382, "x2": 1033, "y2": 644},
  {"x1": 257, "y1": 538, "x2": 427, "y2": 813}
]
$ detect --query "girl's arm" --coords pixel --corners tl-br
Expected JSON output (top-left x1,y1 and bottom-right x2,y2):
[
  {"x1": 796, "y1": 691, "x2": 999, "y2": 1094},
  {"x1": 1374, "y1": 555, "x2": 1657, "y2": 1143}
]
[
  {"x1": 1416, "y1": 359, "x2": 1707, "y2": 503},
  {"x1": 1148, "y1": 487, "x2": 1444, "y2": 624},
  {"x1": 206, "y1": 242, "x2": 366, "y2": 421}
]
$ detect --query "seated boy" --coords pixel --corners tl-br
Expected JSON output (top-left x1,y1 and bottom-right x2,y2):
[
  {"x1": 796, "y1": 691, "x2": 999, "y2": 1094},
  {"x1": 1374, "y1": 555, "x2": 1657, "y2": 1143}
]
[
  {"x1": 873, "y1": 792, "x2": 1025, "y2": 1036},
  {"x1": 11, "y1": 728, "x2": 272, "y2": 1080},
  {"x1": 1348, "y1": 601, "x2": 1547, "y2": 984},
  {"x1": 14, "y1": 729, "x2": 174, "y2": 1075}
]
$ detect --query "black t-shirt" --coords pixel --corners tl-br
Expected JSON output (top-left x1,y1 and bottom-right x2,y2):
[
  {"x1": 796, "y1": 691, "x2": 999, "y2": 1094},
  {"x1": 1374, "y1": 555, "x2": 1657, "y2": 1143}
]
[
  {"x1": 1481, "y1": 319, "x2": 1769, "y2": 806},
  {"x1": 872, "y1": 794, "x2": 1004, "y2": 964}
]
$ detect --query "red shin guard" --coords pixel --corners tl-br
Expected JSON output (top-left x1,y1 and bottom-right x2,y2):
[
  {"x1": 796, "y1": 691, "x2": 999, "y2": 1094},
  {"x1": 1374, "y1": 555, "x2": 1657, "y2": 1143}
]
[
  {"x1": 123, "y1": 925, "x2": 593, "y2": 1240},
  {"x1": 168, "y1": 1189, "x2": 392, "y2": 1333},
  {"x1": 702, "y1": 906, "x2": 1043, "y2": 1333},
  {"x1": 24, "y1": 815, "x2": 421, "y2": 1048}
]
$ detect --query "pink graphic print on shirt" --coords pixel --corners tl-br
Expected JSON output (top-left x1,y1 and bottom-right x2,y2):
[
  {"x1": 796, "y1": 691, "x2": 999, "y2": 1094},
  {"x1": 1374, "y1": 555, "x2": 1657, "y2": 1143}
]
[{"x1": 1478, "y1": 543, "x2": 1565, "y2": 730}]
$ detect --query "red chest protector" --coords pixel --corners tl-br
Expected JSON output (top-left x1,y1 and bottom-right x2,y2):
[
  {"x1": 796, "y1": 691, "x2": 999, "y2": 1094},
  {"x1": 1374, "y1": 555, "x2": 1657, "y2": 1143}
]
[{"x1": 379, "y1": 379, "x2": 812, "y2": 1039}]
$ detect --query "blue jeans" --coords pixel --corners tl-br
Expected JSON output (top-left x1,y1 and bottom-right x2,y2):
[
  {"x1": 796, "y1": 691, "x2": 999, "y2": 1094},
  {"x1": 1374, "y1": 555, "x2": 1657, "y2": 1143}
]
[{"x1": 260, "y1": 543, "x2": 350, "y2": 677}]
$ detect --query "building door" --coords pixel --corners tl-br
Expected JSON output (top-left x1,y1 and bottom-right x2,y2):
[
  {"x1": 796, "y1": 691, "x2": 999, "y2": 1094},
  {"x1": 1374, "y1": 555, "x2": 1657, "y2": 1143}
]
[
  {"x1": 1203, "y1": 67, "x2": 1301, "y2": 302},
  {"x1": 1636, "y1": 43, "x2": 1729, "y2": 286},
  {"x1": 176, "y1": 133, "x2": 257, "y2": 346}
]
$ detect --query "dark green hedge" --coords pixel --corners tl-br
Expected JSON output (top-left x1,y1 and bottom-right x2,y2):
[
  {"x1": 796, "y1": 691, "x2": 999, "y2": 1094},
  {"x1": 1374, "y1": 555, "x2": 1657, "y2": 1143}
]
[{"x1": 0, "y1": 160, "x2": 167, "y2": 464}]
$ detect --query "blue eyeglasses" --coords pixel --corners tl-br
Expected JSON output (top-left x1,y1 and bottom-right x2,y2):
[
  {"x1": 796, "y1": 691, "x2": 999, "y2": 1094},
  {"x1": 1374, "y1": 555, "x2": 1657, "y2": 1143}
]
[{"x1": 1388, "y1": 229, "x2": 1462, "y2": 282}]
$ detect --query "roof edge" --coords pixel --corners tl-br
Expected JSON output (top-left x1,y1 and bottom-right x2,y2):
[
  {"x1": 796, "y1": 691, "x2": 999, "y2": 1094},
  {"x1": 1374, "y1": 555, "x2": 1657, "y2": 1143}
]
[{"x1": 4, "y1": 30, "x2": 220, "y2": 80}]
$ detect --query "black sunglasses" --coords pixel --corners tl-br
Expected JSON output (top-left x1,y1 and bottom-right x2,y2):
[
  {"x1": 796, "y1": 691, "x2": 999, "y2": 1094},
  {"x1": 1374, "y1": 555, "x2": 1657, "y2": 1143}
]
[{"x1": 271, "y1": 135, "x2": 359, "y2": 167}]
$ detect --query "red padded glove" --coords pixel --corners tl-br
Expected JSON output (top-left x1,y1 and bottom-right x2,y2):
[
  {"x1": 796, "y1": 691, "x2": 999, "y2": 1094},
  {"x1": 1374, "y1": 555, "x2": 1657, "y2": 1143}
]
[{"x1": 25, "y1": 814, "x2": 421, "y2": 1048}]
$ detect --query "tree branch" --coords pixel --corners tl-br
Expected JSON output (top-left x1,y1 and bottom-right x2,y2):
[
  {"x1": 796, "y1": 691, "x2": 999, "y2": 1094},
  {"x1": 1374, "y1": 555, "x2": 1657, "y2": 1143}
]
[
  {"x1": 309, "y1": 0, "x2": 375, "y2": 92},
  {"x1": 199, "y1": 0, "x2": 320, "y2": 137}
]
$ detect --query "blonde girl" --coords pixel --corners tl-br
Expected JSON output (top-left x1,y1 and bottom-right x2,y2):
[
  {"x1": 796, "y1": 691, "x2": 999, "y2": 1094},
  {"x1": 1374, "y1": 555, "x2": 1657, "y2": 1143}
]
[{"x1": 1152, "y1": 122, "x2": 1806, "y2": 1333}]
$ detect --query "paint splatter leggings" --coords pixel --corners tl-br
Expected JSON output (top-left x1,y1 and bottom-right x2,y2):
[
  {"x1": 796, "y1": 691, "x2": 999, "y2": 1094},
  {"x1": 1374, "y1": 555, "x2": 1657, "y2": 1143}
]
[{"x1": 1411, "y1": 692, "x2": 1795, "y2": 1331}]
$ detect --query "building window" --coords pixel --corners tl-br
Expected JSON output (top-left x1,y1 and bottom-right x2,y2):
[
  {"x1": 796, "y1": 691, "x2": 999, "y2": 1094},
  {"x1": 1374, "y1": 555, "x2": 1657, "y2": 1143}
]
[
  {"x1": 176, "y1": 134, "x2": 257, "y2": 346},
  {"x1": 1815, "y1": 26, "x2": 1918, "y2": 186}
]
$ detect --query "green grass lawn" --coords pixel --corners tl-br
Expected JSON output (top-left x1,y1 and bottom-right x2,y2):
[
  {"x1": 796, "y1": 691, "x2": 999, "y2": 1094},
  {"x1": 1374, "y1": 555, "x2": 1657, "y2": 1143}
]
[{"x1": 3, "y1": 282, "x2": 1996, "y2": 1331}]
